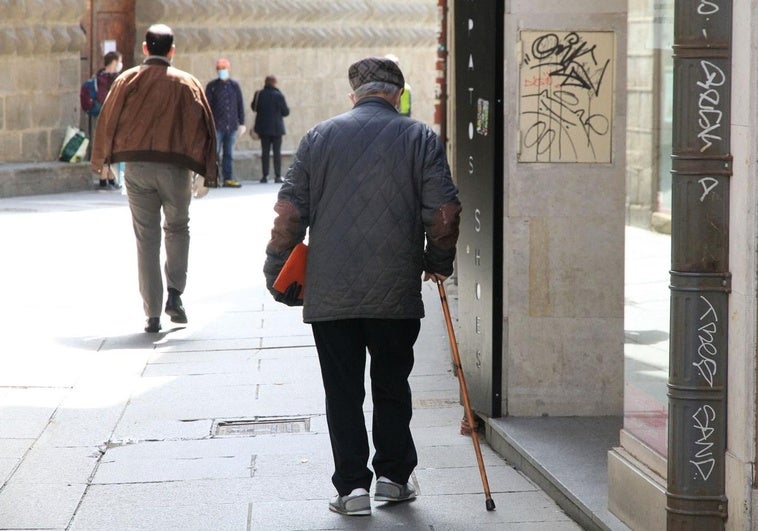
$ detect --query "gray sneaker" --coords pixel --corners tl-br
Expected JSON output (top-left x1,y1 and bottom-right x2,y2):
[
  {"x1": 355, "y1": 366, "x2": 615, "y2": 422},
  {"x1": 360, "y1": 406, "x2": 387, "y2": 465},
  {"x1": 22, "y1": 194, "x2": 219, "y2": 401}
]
[
  {"x1": 374, "y1": 480, "x2": 416, "y2": 503},
  {"x1": 328, "y1": 493, "x2": 371, "y2": 516}
]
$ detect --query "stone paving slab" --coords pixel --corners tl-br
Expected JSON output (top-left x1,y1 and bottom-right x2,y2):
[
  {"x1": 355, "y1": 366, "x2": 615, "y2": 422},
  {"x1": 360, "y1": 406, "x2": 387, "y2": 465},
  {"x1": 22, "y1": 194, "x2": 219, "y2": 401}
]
[
  {"x1": 93, "y1": 439, "x2": 258, "y2": 485},
  {"x1": 92, "y1": 435, "x2": 336, "y2": 485},
  {"x1": 0, "y1": 458, "x2": 19, "y2": 486},
  {"x1": 0, "y1": 439, "x2": 34, "y2": 458},
  {"x1": 415, "y1": 463, "x2": 536, "y2": 496},
  {"x1": 0, "y1": 395, "x2": 62, "y2": 425},
  {"x1": 149, "y1": 348, "x2": 260, "y2": 365},
  {"x1": 143, "y1": 352, "x2": 323, "y2": 383},
  {"x1": 0, "y1": 188, "x2": 579, "y2": 531},
  {"x1": 110, "y1": 418, "x2": 215, "y2": 443},
  {"x1": 34, "y1": 400, "x2": 137, "y2": 449},
  {"x1": 72, "y1": 497, "x2": 249, "y2": 530},
  {"x1": 409, "y1": 404, "x2": 464, "y2": 426},
  {"x1": 411, "y1": 424, "x2": 482, "y2": 448},
  {"x1": 262, "y1": 335, "x2": 318, "y2": 349},
  {"x1": 7, "y1": 446, "x2": 100, "y2": 485},
  {"x1": 0, "y1": 351, "x2": 87, "y2": 387},
  {"x1": 142, "y1": 356, "x2": 258, "y2": 377},
  {"x1": 0, "y1": 417, "x2": 55, "y2": 440},
  {"x1": 244, "y1": 491, "x2": 578, "y2": 530},
  {"x1": 0, "y1": 482, "x2": 87, "y2": 529},
  {"x1": 118, "y1": 381, "x2": 325, "y2": 422},
  {"x1": 416, "y1": 442, "x2": 510, "y2": 470}
]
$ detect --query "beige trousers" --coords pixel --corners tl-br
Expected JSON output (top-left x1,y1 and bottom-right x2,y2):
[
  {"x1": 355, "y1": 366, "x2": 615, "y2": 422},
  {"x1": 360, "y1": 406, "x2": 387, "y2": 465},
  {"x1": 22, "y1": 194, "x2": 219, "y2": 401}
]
[{"x1": 125, "y1": 162, "x2": 192, "y2": 318}]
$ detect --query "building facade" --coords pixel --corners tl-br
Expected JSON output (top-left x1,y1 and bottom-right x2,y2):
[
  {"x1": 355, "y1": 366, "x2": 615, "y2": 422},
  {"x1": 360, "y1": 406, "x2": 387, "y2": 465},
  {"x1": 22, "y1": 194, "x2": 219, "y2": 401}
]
[
  {"x1": 0, "y1": 0, "x2": 440, "y2": 185},
  {"x1": 447, "y1": 1, "x2": 758, "y2": 529},
  {"x1": 5, "y1": 0, "x2": 758, "y2": 528}
]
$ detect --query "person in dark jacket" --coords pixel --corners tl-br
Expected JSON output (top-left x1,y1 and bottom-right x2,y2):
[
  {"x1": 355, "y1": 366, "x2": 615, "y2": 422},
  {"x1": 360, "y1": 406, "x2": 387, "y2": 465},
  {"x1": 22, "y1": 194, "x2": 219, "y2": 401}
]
[
  {"x1": 96, "y1": 51, "x2": 123, "y2": 105},
  {"x1": 206, "y1": 58, "x2": 244, "y2": 188},
  {"x1": 263, "y1": 57, "x2": 461, "y2": 517},
  {"x1": 93, "y1": 50, "x2": 123, "y2": 190},
  {"x1": 252, "y1": 76, "x2": 289, "y2": 183}
]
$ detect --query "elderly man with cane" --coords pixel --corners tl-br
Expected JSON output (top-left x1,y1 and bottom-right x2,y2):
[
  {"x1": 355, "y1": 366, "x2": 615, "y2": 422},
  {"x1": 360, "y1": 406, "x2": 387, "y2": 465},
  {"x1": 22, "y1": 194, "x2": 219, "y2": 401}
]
[{"x1": 264, "y1": 56, "x2": 461, "y2": 516}]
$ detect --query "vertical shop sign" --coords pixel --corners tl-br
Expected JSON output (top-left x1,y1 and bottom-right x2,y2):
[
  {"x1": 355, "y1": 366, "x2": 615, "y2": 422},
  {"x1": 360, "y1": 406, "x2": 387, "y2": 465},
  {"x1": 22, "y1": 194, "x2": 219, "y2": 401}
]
[{"x1": 453, "y1": 0, "x2": 503, "y2": 417}]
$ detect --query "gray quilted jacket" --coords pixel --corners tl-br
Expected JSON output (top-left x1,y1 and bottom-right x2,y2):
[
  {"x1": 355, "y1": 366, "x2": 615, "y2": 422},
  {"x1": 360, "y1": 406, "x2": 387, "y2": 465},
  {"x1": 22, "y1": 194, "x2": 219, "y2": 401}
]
[{"x1": 264, "y1": 96, "x2": 461, "y2": 322}]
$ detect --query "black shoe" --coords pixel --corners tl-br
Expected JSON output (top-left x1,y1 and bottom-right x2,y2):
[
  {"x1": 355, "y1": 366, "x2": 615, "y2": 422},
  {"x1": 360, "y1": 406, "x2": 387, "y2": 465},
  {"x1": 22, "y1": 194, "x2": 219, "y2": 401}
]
[
  {"x1": 145, "y1": 317, "x2": 161, "y2": 333},
  {"x1": 274, "y1": 177, "x2": 283, "y2": 183},
  {"x1": 259, "y1": 176, "x2": 268, "y2": 183},
  {"x1": 165, "y1": 288, "x2": 188, "y2": 323}
]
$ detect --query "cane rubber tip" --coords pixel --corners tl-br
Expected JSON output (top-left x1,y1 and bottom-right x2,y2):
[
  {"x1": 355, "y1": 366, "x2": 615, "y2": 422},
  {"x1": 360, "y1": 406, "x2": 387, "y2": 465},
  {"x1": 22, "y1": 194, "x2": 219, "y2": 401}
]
[{"x1": 486, "y1": 498, "x2": 496, "y2": 511}]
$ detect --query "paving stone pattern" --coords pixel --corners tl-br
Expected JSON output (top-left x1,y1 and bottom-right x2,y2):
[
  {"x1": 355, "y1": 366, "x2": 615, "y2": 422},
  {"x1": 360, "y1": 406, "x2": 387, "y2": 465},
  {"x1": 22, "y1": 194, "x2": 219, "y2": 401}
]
[{"x1": 0, "y1": 184, "x2": 580, "y2": 530}]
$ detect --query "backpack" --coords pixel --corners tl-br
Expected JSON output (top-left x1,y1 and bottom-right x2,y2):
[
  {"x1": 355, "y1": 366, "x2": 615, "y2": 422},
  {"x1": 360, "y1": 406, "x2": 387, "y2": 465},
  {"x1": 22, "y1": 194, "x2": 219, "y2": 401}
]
[{"x1": 80, "y1": 76, "x2": 101, "y2": 117}]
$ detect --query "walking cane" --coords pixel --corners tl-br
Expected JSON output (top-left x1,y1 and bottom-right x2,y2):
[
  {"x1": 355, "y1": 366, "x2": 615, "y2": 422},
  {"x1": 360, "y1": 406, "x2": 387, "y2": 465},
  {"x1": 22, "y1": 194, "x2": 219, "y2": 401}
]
[{"x1": 436, "y1": 278, "x2": 496, "y2": 511}]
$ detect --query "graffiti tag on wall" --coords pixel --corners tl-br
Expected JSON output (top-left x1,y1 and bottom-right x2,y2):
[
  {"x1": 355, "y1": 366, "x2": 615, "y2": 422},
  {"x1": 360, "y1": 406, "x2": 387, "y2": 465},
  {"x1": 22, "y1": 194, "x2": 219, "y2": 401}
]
[{"x1": 519, "y1": 31, "x2": 615, "y2": 163}]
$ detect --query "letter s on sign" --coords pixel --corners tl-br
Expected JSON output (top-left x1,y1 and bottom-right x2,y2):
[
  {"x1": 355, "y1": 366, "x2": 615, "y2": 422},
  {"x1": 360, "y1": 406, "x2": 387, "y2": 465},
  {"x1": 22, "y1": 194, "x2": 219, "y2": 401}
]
[{"x1": 474, "y1": 208, "x2": 481, "y2": 232}]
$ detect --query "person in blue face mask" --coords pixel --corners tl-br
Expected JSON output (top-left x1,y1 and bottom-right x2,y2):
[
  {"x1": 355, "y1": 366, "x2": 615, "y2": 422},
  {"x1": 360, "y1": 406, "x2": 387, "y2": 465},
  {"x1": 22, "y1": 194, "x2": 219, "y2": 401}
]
[{"x1": 205, "y1": 58, "x2": 245, "y2": 188}]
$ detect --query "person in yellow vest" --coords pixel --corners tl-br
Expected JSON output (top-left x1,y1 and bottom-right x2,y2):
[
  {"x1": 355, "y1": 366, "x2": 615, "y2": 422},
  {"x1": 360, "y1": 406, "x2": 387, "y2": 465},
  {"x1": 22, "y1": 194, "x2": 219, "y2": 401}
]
[{"x1": 385, "y1": 54, "x2": 412, "y2": 117}]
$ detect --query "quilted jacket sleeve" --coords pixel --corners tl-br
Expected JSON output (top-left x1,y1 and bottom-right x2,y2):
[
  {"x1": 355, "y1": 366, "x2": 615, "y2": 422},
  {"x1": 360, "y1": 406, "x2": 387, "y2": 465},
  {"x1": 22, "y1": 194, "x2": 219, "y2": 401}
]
[
  {"x1": 263, "y1": 133, "x2": 311, "y2": 297},
  {"x1": 420, "y1": 128, "x2": 461, "y2": 277}
]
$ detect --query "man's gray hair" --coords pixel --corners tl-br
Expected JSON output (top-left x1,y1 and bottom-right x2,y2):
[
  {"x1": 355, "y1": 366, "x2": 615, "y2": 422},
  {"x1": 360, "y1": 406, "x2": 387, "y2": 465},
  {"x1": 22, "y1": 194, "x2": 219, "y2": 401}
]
[{"x1": 353, "y1": 81, "x2": 402, "y2": 100}]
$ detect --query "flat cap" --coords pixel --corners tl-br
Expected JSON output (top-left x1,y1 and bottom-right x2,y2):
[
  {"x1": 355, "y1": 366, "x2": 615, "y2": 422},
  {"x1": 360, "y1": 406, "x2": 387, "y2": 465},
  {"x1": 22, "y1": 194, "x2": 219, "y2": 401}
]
[{"x1": 348, "y1": 56, "x2": 405, "y2": 90}]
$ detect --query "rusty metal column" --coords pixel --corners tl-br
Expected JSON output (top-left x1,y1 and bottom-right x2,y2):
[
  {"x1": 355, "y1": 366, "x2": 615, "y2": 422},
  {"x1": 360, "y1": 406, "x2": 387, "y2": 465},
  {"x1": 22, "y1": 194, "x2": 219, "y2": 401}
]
[{"x1": 667, "y1": 1, "x2": 732, "y2": 529}]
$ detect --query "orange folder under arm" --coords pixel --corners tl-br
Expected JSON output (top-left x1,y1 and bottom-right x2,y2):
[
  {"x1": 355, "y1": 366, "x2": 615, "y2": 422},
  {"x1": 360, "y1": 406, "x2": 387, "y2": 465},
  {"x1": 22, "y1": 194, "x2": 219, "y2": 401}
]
[{"x1": 273, "y1": 242, "x2": 308, "y2": 299}]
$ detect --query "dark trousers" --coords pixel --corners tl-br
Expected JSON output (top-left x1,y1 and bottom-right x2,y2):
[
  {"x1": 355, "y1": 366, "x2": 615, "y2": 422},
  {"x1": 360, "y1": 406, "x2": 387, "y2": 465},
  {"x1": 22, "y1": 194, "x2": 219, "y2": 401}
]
[
  {"x1": 259, "y1": 135, "x2": 282, "y2": 178},
  {"x1": 216, "y1": 129, "x2": 237, "y2": 180},
  {"x1": 311, "y1": 318, "x2": 420, "y2": 496}
]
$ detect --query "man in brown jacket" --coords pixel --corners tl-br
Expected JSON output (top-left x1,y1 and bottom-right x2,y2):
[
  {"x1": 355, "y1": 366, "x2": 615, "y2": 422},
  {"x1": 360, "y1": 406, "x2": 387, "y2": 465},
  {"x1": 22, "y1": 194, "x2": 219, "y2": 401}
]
[{"x1": 91, "y1": 23, "x2": 218, "y2": 333}]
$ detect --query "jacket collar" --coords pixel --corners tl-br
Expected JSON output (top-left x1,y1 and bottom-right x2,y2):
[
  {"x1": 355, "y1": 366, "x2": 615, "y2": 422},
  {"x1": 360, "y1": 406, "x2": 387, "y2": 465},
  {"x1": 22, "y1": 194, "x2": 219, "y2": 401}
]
[
  {"x1": 354, "y1": 96, "x2": 398, "y2": 112},
  {"x1": 143, "y1": 56, "x2": 171, "y2": 66}
]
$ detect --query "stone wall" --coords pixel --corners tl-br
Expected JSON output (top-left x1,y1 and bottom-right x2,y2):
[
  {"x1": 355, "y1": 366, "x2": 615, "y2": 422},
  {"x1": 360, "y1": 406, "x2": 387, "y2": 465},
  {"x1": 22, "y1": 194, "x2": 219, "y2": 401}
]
[
  {"x1": 136, "y1": 0, "x2": 440, "y2": 163},
  {"x1": 500, "y1": 1, "x2": 627, "y2": 416},
  {"x1": 0, "y1": 0, "x2": 438, "y2": 170},
  {"x1": 0, "y1": 0, "x2": 87, "y2": 163}
]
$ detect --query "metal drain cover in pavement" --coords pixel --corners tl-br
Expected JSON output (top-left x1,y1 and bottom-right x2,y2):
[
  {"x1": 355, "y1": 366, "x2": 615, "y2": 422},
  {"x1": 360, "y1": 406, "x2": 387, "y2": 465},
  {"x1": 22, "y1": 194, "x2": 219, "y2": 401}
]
[{"x1": 214, "y1": 416, "x2": 311, "y2": 437}]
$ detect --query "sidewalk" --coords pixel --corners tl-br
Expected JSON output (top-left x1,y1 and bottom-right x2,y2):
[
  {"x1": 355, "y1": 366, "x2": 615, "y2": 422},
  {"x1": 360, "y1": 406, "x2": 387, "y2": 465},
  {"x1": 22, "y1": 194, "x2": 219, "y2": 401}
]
[{"x1": 0, "y1": 185, "x2": 579, "y2": 530}]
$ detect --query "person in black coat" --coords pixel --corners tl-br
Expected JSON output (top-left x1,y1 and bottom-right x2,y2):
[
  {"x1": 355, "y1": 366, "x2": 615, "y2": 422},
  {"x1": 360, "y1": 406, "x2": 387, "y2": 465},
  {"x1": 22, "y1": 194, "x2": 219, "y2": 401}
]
[{"x1": 252, "y1": 76, "x2": 290, "y2": 183}]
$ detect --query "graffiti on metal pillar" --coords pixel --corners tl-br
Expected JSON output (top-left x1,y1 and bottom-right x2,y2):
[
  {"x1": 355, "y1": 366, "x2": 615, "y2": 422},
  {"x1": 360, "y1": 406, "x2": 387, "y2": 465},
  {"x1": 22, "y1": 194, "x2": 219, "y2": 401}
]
[
  {"x1": 518, "y1": 31, "x2": 615, "y2": 163},
  {"x1": 687, "y1": 294, "x2": 722, "y2": 483},
  {"x1": 696, "y1": 59, "x2": 725, "y2": 154},
  {"x1": 668, "y1": 0, "x2": 731, "y2": 527}
]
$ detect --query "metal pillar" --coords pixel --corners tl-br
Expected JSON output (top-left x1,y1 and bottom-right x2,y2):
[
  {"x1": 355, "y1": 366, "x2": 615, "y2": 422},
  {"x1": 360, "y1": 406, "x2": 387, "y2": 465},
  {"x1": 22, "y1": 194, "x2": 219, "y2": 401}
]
[{"x1": 667, "y1": 1, "x2": 732, "y2": 528}]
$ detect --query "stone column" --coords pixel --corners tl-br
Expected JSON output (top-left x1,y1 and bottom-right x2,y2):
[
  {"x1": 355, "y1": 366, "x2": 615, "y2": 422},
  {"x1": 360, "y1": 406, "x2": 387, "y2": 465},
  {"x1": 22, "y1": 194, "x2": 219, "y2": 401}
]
[{"x1": 501, "y1": 1, "x2": 626, "y2": 417}]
